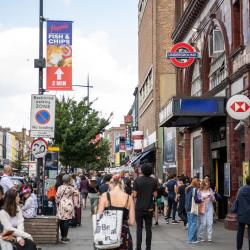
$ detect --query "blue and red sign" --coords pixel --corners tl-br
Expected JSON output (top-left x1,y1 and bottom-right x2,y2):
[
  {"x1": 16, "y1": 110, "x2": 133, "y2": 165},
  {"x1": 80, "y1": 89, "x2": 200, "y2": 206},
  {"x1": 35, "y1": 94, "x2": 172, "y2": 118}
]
[
  {"x1": 167, "y1": 42, "x2": 199, "y2": 68},
  {"x1": 35, "y1": 110, "x2": 50, "y2": 125},
  {"x1": 46, "y1": 20, "x2": 73, "y2": 91}
]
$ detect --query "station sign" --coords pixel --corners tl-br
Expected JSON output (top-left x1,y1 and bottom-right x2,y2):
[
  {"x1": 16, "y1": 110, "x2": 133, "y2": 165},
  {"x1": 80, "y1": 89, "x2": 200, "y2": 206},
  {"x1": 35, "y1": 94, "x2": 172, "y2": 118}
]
[
  {"x1": 167, "y1": 42, "x2": 199, "y2": 68},
  {"x1": 46, "y1": 20, "x2": 73, "y2": 91},
  {"x1": 30, "y1": 95, "x2": 56, "y2": 138},
  {"x1": 226, "y1": 94, "x2": 250, "y2": 120}
]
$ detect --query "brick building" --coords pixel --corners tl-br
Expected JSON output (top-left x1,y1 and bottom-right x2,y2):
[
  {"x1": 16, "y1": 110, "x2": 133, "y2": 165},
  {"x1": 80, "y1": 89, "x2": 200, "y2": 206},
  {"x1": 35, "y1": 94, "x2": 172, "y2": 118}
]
[
  {"x1": 159, "y1": 0, "x2": 250, "y2": 219},
  {"x1": 138, "y1": 0, "x2": 176, "y2": 175}
]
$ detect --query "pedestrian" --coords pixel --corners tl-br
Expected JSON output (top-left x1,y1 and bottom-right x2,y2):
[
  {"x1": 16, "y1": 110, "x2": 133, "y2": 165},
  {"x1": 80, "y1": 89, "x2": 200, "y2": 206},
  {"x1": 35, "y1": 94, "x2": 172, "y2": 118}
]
[
  {"x1": 177, "y1": 177, "x2": 188, "y2": 229},
  {"x1": 165, "y1": 174, "x2": 179, "y2": 224},
  {"x1": 98, "y1": 174, "x2": 135, "y2": 250},
  {"x1": 0, "y1": 185, "x2": 4, "y2": 209},
  {"x1": 133, "y1": 163, "x2": 158, "y2": 250},
  {"x1": 80, "y1": 175, "x2": 89, "y2": 209},
  {"x1": 198, "y1": 180, "x2": 215, "y2": 242},
  {"x1": 0, "y1": 189, "x2": 37, "y2": 249},
  {"x1": 98, "y1": 174, "x2": 112, "y2": 195},
  {"x1": 55, "y1": 174, "x2": 78, "y2": 243},
  {"x1": 231, "y1": 175, "x2": 250, "y2": 250},
  {"x1": 21, "y1": 188, "x2": 36, "y2": 219},
  {"x1": 0, "y1": 165, "x2": 14, "y2": 193},
  {"x1": 185, "y1": 177, "x2": 202, "y2": 244},
  {"x1": 88, "y1": 177, "x2": 99, "y2": 215}
]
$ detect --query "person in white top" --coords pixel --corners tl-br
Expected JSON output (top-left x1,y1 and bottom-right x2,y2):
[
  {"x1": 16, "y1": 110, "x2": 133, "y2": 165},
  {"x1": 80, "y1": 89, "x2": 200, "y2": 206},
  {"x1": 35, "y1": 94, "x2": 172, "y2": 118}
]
[
  {"x1": 21, "y1": 189, "x2": 36, "y2": 219},
  {"x1": 0, "y1": 165, "x2": 14, "y2": 193},
  {"x1": 0, "y1": 189, "x2": 36, "y2": 249}
]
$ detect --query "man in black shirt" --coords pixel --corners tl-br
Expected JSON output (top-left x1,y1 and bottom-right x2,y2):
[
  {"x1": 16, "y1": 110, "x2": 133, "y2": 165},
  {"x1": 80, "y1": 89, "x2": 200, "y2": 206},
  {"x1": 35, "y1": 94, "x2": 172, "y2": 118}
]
[{"x1": 133, "y1": 163, "x2": 158, "y2": 250}]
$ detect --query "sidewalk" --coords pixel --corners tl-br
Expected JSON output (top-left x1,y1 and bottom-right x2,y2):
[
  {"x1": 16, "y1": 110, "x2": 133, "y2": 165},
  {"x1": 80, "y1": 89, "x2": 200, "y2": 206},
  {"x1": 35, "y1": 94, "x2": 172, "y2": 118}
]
[{"x1": 42, "y1": 207, "x2": 247, "y2": 250}]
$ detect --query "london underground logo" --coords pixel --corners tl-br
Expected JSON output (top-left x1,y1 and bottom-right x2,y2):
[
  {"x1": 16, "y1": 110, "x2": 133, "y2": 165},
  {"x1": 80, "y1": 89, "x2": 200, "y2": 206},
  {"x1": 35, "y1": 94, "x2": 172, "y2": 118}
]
[{"x1": 167, "y1": 42, "x2": 199, "y2": 68}]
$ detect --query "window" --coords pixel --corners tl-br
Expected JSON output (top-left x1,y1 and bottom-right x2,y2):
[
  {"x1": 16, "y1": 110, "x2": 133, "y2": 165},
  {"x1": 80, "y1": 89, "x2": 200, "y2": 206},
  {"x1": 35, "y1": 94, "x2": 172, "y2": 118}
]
[
  {"x1": 209, "y1": 27, "x2": 225, "y2": 58},
  {"x1": 139, "y1": 69, "x2": 153, "y2": 106},
  {"x1": 191, "y1": 62, "x2": 202, "y2": 96},
  {"x1": 232, "y1": 0, "x2": 242, "y2": 50}
]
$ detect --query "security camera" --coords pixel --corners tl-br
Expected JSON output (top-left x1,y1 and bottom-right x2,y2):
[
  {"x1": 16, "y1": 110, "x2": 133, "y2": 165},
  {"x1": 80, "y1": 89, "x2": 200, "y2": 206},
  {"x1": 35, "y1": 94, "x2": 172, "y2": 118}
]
[{"x1": 234, "y1": 121, "x2": 245, "y2": 131}]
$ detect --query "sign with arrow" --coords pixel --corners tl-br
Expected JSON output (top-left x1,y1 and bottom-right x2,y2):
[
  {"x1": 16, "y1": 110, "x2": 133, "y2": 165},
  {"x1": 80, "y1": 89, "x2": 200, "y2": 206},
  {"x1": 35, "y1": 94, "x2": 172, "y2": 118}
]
[
  {"x1": 226, "y1": 94, "x2": 250, "y2": 120},
  {"x1": 46, "y1": 20, "x2": 73, "y2": 91}
]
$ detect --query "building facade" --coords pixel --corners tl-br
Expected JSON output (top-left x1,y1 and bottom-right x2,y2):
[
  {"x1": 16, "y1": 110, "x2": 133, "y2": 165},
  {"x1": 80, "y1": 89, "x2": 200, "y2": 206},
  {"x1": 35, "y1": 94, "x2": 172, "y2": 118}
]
[
  {"x1": 160, "y1": 0, "x2": 250, "y2": 219},
  {"x1": 138, "y1": 0, "x2": 176, "y2": 175}
]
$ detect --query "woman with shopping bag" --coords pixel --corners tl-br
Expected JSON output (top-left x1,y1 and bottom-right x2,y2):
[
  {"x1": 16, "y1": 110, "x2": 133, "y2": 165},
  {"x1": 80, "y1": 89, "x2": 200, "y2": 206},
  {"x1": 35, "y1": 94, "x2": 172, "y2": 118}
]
[
  {"x1": 198, "y1": 180, "x2": 215, "y2": 242},
  {"x1": 185, "y1": 177, "x2": 202, "y2": 244},
  {"x1": 95, "y1": 175, "x2": 135, "y2": 250}
]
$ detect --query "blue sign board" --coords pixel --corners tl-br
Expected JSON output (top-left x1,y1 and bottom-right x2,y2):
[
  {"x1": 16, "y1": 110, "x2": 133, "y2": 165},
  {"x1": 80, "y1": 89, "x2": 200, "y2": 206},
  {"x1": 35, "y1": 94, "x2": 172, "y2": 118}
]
[
  {"x1": 35, "y1": 110, "x2": 50, "y2": 124},
  {"x1": 180, "y1": 99, "x2": 218, "y2": 113}
]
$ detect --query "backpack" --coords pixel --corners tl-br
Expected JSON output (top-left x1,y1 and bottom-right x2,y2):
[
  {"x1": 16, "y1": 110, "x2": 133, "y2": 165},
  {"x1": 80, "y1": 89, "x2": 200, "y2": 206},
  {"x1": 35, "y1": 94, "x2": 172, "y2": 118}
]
[
  {"x1": 92, "y1": 192, "x2": 123, "y2": 249},
  {"x1": 47, "y1": 186, "x2": 56, "y2": 201}
]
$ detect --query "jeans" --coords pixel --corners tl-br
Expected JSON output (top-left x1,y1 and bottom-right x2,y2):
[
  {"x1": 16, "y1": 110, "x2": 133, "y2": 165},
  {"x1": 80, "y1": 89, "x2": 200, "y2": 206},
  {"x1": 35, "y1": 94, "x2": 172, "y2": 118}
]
[
  {"x1": 187, "y1": 212, "x2": 198, "y2": 243},
  {"x1": 135, "y1": 210, "x2": 153, "y2": 250},
  {"x1": 199, "y1": 202, "x2": 213, "y2": 240},
  {"x1": 237, "y1": 222, "x2": 250, "y2": 250},
  {"x1": 59, "y1": 219, "x2": 70, "y2": 239},
  {"x1": 167, "y1": 197, "x2": 177, "y2": 220}
]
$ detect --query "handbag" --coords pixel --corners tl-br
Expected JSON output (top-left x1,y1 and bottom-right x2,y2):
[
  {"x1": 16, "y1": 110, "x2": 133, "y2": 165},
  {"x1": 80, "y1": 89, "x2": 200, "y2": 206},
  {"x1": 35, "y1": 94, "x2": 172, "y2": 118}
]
[
  {"x1": 198, "y1": 201, "x2": 206, "y2": 215},
  {"x1": 191, "y1": 188, "x2": 199, "y2": 215},
  {"x1": 92, "y1": 192, "x2": 123, "y2": 249}
]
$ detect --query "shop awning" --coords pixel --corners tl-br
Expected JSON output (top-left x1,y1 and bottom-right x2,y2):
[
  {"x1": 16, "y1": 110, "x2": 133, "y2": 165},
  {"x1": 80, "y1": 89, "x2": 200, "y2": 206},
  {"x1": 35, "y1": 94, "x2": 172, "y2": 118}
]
[
  {"x1": 159, "y1": 97, "x2": 226, "y2": 127},
  {"x1": 130, "y1": 148, "x2": 155, "y2": 167}
]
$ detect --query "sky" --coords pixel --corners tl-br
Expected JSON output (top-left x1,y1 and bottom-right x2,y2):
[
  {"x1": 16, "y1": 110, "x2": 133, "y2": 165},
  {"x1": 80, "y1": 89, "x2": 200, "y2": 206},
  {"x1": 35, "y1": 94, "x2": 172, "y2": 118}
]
[{"x1": 0, "y1": 0, "x2": 138, "y2": 132}]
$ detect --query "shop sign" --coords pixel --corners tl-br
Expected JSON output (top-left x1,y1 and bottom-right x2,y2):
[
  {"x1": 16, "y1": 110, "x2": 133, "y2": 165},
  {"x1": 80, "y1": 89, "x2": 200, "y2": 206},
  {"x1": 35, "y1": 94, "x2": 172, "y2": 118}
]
[{"x1": 167, "y1": 42, "x2": 199, "y2": 68}]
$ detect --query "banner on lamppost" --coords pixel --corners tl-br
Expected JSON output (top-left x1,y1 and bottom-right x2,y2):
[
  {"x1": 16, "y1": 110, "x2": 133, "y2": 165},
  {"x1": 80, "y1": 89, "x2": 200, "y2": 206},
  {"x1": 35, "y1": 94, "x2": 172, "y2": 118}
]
[{"x1": 46, "y1": 20, "x2": 73, "y2": 91}]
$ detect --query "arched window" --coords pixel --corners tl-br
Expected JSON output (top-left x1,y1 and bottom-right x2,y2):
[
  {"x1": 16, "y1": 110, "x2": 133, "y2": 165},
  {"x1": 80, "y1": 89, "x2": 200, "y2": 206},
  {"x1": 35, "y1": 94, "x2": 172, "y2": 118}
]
[
  {"x1": 208, "y1": 27, "x2": 227, "y2": 90},
  {"x1": 191, "y1": 61, "x2": 201, "y2": 96}
]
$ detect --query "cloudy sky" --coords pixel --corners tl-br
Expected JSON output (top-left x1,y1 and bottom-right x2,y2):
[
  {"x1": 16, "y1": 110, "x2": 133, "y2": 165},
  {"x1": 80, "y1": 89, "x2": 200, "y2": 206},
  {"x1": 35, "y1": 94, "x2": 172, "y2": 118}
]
[{"x1": 0, "y1": 0, "x2": 138, "y2": 131}]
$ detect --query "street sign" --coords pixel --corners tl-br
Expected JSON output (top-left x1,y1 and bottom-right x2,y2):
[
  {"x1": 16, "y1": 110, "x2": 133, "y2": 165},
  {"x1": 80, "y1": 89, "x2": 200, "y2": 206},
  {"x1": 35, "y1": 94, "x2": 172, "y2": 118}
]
[
  {"x1": 46, "y1": 20, "x2": 73, "y2": 91},
  {"x1": 30, "y1": 95, "x2": 56, "y2": 138},
  {"x1": 166, "y1": 42, "x2": 199, "y2": 68},
  {"x1": 226, "y1": 94, "x2": 250, "y2": 120},
  {"x1": 31, "y1": 138, "x2": 48, "y2": 159}
]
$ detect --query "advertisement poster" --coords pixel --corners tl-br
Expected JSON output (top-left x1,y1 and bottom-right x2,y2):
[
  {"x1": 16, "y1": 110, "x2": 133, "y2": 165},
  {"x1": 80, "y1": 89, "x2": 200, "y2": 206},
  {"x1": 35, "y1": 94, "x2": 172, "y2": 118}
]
[
  {"x1": 242, "y1": 161, "x2": 250, "y2": 185},
  {"x1": 46, "y1": 20, "x2": 73, "y2": 91},
  {"x1": 163, "y1": 127, "x2": 176, "y2": 164}
]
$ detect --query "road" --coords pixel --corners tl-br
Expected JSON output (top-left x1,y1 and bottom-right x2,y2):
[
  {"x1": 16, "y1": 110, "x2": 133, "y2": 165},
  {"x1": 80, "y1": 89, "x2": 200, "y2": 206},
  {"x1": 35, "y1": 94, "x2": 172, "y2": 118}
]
[{"x1": 42, "y1": 206, "x2": 246, "y2": 250}]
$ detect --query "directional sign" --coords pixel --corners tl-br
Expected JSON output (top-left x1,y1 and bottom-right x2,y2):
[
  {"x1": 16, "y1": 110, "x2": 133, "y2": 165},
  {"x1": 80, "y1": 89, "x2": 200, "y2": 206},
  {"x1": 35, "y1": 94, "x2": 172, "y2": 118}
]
[
  {"x1": 226, "y1": 94, "x2": 250, "y2": 120},
  {"x1": 31, "y1": 138, "x2": 48, "y2": 159},
  {"x1": 167, "y1": 42, "x2": 199, "y2": 68},
  {"x1": 30, "y1": 95, "x2": 56, "y2": 138}
]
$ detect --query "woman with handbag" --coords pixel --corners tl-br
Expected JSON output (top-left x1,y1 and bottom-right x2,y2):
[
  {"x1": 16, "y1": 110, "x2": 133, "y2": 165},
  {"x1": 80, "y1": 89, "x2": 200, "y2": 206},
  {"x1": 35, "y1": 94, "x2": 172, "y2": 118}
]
[
  {"x1": 198, "y1": 180, "x2": 215, "y2": 242},
  {"x1": 98, "y1": 175, "x2": 135, "y2": 250},
  {"x1": 55, "y1": 174, "x2": 78, "y2": 243},
  {"x1": 0, "y1": 189, "x2": 37, "y2": 250},
  {"x1": 185, "y1": 177, "x2": 202, "y2": 244}
]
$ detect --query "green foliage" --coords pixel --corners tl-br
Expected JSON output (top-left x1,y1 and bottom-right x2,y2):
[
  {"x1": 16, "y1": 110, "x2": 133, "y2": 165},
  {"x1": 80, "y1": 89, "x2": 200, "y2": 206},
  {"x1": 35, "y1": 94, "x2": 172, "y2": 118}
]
[{"x1": 53, "y1": 97, "x2": 110, "y2": 169}]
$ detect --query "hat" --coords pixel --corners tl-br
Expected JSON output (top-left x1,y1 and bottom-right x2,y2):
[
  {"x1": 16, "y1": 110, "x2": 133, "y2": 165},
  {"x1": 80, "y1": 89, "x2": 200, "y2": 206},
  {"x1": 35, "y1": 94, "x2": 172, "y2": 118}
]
[{"x1": 22, "y1": 188, "x2": 31, "y2": 194}]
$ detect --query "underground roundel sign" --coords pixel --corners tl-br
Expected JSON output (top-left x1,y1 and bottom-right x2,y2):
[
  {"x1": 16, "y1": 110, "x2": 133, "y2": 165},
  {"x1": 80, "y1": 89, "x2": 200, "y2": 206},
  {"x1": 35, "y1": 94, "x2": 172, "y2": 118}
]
[
  {"x1": 167, "y1": 42, "x2": 199, "y2": 68},
  {"x1": 226, "y1": 94, "x2": 250, "y2": 120}
]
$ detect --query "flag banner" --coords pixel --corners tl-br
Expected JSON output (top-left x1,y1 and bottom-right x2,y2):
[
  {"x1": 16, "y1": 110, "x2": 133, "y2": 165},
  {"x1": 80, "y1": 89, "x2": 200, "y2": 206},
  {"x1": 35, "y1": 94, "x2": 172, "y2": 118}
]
[{"x1": 46, "y1": 20, "x2": 73, "y2": 91}]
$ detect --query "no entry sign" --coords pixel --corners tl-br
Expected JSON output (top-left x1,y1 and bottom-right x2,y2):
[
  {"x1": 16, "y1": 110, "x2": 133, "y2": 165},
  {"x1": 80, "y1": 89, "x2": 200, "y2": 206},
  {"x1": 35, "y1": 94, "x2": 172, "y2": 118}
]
[
  {"x1": 167, "y1": 42, "x2": 199, "y2": 68},
  {"x1": 226, "y1": 94, "x2": 250, "y2": 120}
]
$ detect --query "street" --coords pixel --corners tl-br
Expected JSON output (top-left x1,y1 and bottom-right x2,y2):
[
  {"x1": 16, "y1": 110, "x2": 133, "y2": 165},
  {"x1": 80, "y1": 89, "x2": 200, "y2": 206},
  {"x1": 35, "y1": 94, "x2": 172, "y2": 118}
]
[{"x1": 42, "y1": 205, "x2": 245, "y2": 250}]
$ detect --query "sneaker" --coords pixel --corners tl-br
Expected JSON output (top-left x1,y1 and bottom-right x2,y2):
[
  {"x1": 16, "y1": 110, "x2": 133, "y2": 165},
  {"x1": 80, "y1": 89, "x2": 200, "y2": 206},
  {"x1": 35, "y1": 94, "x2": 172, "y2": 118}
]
[
  {"x1": 184, "y1": 225, "x2": 188, "y2": 230},
  {"x1": 61, "y1": 239, "x2": 69, "y2": 244},
  {"x1": 171, "y1": 220, "x2": 179, "y2": 224},
  {"x1": 208, "y1": 239, "x2": 213, "y2": 242},
  {"x1": 165, "y1": 219, "x2": 170, "y2": 224},
  {"x1": 155, "y1": 222, "x2": 159, "y2": 225},
  {"x1": 199, "y1": 239, "x2": 205, "y2": 242},
  {"x1": 191, "y1": 241, "x2": 200, "y2": 244}
]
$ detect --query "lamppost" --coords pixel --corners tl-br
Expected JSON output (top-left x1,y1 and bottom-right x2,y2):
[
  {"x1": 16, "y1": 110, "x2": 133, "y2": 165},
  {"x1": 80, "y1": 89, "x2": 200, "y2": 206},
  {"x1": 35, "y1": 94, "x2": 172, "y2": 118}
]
[{"x1": 73, "y1": 74, "x2": 93, "y2": 105}]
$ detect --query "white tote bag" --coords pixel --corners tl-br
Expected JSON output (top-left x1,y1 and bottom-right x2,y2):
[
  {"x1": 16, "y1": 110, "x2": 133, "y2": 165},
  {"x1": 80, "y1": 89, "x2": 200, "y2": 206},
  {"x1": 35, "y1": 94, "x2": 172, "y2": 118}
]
[
  {"x1": 191, "y1": 188, "x2": 199, "y2": 215},
  {"x1": 93, "y1": 210, "x2": 123, "y2": 249}
]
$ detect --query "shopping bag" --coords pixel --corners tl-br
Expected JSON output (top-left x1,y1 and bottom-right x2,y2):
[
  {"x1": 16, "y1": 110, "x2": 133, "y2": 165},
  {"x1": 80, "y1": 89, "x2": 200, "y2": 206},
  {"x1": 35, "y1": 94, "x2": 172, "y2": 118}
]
[
  {"x1": 198, "y1": 201, "x2": 206, "y2": 215},
  {"x1": 93, "y1": 210, "x2": 123, "y2": 249},
  {"x1": 191, "y1": 189, "x2": 199, "y2": 215}
]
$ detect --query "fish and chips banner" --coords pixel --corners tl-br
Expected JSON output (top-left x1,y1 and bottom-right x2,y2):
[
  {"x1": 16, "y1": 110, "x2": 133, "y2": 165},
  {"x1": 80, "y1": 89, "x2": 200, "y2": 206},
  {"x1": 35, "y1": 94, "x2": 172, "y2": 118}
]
[{"x1": 46, "y1": 20, "x2": 73, "y2": 91}]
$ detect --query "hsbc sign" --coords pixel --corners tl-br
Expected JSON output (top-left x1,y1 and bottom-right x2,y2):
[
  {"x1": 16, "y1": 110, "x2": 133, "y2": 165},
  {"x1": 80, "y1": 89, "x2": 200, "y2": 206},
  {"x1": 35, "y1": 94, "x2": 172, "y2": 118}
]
[{"x1": 226, "y1": 95, "x2": 250, "y2": 120}]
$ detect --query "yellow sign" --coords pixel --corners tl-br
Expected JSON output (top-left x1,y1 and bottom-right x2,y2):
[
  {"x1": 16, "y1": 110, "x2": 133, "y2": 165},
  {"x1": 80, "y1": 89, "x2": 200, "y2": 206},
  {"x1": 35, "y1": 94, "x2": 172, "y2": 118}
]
[
  {"x1": 115, "y1": 153, "x2": 120, "y2": 167},
  {"x1": 48, "y1": 146, "x2": 60, "y2": 152},
  {"x1": 242, "y1": 161, "x2": 249, "y2": 185}
]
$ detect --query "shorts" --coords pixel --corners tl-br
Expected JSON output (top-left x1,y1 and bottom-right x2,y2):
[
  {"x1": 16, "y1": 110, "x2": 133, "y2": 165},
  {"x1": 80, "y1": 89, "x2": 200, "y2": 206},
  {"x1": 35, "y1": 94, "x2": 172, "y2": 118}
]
[{"x1": 164, "y1": 198, "x2": 168, "y2": 206}]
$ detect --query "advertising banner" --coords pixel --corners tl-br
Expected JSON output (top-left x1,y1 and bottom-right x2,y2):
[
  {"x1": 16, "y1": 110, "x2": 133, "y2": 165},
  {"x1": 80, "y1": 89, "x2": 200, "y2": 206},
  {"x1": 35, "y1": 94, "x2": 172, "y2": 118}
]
[{"x1": 46, "y1": 20, "x2": 73, "y2": 91}]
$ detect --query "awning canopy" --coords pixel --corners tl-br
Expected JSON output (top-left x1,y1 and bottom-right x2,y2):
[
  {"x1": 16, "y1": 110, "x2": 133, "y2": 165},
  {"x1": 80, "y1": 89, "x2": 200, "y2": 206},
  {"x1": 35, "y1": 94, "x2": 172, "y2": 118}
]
[
  {"x1": 131, "y1": 149, "x2": 155, "y2": 167},
  {"x1": 159, "y1": 97, "x2": 226, "y2": 127}
]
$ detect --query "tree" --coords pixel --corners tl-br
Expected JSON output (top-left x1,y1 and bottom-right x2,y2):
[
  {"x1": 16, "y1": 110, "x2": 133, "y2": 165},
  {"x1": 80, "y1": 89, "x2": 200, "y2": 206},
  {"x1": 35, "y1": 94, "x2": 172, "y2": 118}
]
[{"x1": 53, "y1": 97, "x2": 110, "y2": 169}]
